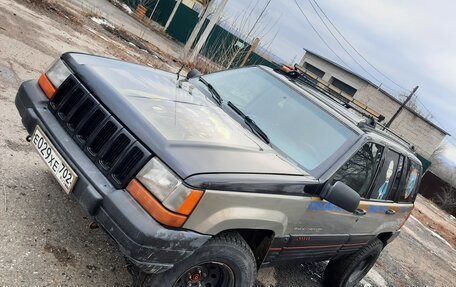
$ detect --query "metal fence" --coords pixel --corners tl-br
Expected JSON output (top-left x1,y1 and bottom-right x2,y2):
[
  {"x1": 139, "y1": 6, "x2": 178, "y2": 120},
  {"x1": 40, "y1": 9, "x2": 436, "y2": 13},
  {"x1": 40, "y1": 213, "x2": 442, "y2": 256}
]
[{"x1": 126, "y1": 0, "x2": 279, "y2": 69}]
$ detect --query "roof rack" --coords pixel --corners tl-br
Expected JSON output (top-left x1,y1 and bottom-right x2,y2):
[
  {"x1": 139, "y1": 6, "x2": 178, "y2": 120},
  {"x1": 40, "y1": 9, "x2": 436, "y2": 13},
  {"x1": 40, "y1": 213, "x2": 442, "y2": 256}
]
[
  {"x1": 278, "y1": 64, "x2": 385, "y2": 123},
  {"x1": 276, "y1": 64, "x2": 415, "y2": 152}
]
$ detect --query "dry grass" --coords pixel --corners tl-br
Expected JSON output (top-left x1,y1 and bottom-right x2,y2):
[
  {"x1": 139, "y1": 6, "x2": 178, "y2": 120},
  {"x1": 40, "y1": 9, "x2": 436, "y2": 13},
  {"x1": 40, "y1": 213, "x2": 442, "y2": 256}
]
[{"x1": 17, "y1": 0, "x2": 83, "y2": 25}]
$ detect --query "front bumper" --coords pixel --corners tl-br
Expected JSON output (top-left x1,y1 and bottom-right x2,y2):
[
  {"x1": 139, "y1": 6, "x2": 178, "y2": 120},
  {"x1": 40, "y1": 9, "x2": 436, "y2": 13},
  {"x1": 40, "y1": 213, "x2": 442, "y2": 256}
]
[{"x1": 15, "y1": 80, "x2": 210, "y2": 273}]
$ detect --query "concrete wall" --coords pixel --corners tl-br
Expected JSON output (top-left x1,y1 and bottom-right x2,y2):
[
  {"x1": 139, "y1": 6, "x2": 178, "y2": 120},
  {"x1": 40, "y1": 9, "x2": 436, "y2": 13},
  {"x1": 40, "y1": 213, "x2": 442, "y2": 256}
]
[
  {"x1": 302, "y1": 54, "x2": 368, "y2": 90},
  {"x1": 388, "y1": 110, "x2": 446, "y2": 159},
  {"x1": 300, "y1": 53, "x2": 446, "y2": 159}
]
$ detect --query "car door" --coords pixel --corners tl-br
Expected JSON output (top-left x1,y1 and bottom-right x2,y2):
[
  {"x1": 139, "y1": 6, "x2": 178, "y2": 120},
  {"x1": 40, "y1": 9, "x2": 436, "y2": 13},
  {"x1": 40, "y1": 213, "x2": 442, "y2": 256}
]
[
  {"x1": 394, "y1": 158, "x2": 421, "y2": 226},
  {"x1": 324, "y1": 142, "x2": 388, "y2": 257},
  {"x1": 352, "y1": 149, "x2": 417, "y2": 241},
  {"x1": 277, "y1": 142, "x2": 386, "y2": 262}
]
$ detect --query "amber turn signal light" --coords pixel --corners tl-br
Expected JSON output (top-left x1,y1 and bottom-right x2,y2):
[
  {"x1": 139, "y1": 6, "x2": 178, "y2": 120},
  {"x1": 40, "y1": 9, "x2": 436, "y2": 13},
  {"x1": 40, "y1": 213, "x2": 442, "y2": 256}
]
[
  {"x1": 127, "y1": 179, "x2": 188, "y2": 228},
  {"x1": 177, "y1": 189, "x2": 204, "y2": 216},
  {"x1": 38, "y1": 73, "x2": 56, "y2": 99}
]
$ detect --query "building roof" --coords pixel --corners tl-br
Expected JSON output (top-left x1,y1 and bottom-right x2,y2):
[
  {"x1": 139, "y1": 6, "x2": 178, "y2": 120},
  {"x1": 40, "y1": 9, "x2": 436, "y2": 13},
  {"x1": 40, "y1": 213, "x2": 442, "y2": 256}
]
[{"x1": 302, "y1": 49, "x2": 450, "y2": 136}]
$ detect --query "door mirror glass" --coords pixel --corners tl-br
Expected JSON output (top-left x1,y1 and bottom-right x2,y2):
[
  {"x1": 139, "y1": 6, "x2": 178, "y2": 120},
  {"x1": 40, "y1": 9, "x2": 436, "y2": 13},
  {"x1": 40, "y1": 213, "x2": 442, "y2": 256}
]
[
  {"x1": 186, "y1": 68, "x2": 202, "y2": 79},
  {"x1": 323, "y1": 181, "x2": 361, "y2": 212}
]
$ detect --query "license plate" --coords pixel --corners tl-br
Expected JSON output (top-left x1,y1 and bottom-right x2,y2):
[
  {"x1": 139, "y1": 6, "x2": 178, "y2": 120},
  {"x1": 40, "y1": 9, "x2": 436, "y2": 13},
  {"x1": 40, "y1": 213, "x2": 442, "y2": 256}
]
[{"x1": 31, "y1": 126, "x2": 78, "y2": 194}]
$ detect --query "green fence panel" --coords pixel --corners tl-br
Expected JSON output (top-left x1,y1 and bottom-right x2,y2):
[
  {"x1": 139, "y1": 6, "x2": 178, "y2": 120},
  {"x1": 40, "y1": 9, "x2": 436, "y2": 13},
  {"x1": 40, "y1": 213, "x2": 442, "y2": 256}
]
[
  {"x1": 166, "y1": 4, "x2": 199, "y2": 43},
  {"x1": 197, "y1": 23, "x2": 279, "y2": 69},
  {"x1": 121, "y1": 0, "x2": 279, "y2": 69},
  {"x1": 200, "y1": 24, "x2": 247, "y2": 66},
  {"x1": 123, "y1": 0, "x2": 175, "y2": 26},
  {"x1": 417, "y1": 154, "x2": 432, "y2": 172},
  {"x1": 145, "y1": 0, "x2": 175, "y2": 26}
]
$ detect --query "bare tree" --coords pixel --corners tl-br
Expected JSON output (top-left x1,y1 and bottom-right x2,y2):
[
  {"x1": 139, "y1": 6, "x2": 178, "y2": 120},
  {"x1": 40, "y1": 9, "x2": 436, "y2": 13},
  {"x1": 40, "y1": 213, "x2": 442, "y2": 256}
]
[
  {"x1": 189, "y1": 0, "x2": 280, "y2": 70},
  {"x1": 429, "y1": 142, "x2": 456, "y2": 187},
  {"x1": 434, "y1": 171, "x2": 456, "y2": 215}
]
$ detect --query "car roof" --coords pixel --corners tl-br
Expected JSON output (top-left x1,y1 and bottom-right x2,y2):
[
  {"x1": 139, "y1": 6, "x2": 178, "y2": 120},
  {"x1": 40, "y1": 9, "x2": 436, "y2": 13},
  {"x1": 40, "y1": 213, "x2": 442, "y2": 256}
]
[{"x1": 260, "y1": 66, "x2": 420, "y2": 161}]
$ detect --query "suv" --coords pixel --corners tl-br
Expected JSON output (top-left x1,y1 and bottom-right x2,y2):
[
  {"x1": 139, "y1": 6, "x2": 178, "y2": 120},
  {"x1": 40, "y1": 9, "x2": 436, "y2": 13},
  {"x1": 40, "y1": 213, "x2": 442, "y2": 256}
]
[{"x1": 15, "y1": 53, "x2": 421, "y2": 287}]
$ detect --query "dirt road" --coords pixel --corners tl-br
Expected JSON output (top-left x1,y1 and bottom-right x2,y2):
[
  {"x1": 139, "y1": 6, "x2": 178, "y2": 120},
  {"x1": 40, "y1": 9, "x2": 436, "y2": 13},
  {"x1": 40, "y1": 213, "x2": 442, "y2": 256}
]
[{"x1": 0, "y1": 1, "x2": 455, "y2": 286}]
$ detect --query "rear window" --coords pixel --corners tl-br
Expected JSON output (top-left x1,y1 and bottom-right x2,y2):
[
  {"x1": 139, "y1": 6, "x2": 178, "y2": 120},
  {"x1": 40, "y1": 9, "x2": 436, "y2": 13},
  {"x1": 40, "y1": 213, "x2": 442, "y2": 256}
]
[{"x1": 397, "y1": 160, "x2": 421, "y2": 203}]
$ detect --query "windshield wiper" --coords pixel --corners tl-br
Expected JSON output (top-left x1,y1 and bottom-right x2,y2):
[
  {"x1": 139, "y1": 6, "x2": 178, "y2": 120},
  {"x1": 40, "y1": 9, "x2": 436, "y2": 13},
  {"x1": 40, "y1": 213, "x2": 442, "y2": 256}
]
[
  {"x1": 227, "y1": 101, "x2": 270, "y2": 144},
  {"x1": 199, "y1": 77, "x2": 222, "y2": 105}
]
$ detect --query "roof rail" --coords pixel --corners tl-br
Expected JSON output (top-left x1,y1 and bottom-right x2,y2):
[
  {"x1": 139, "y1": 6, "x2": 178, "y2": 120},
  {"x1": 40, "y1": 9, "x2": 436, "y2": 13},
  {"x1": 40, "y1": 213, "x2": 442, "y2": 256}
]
[
  {"x1": 379, "y1": 124, "x2": 416, "y2": 151},
  {"x1": 365, "y1": 123, "x2": 415, "y2": 152}
]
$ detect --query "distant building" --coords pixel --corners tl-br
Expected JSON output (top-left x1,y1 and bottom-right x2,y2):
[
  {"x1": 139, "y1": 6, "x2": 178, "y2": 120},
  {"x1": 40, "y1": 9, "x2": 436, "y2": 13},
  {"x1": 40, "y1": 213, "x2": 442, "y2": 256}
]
[{"x1": 300, "y1": 50, "x2": 449, "y2": 164}]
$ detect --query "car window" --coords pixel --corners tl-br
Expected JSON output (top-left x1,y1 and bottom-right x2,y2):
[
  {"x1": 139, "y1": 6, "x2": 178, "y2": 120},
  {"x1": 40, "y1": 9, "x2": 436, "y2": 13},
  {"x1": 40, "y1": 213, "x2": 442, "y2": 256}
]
[
  {"x1": 332, "y1": 143, "x2": 384, "y2": 197},
  {"x1": 370, "y1": 149, "x2": 401, "y2": 200},
  {"x1": 388, "y1": 153, "x2": 405, "y2": 199},
  {"x1": 202, "y1": 67, "x2": 358, "y2": 175},
  {"x1": 397, "y1": 160, "x2": 421, "y2": 203}
]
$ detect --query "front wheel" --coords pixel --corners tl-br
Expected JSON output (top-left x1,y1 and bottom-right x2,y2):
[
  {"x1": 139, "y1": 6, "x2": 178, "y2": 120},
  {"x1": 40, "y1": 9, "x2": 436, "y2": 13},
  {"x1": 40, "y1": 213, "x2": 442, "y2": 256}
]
[
  {"x1": 135, "y1": 231, "x2": 257, "y2": 287},
  {"x1": 323, "y1": 238, "x2": 383, "y2": 287}
]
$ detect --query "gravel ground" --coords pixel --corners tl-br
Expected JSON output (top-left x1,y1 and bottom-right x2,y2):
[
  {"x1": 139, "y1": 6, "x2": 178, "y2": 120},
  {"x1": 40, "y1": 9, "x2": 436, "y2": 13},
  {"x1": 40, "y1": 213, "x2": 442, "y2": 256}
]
[{"x1": 0, "y1": 1, "x2": 455, "y2": 286}]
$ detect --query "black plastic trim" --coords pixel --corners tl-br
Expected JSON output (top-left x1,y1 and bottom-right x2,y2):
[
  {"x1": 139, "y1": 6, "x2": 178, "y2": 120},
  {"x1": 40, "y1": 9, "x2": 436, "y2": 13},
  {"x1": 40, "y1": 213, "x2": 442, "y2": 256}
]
[{"x1": 15, "y1": 80, "x2": 211, "y2": 273}]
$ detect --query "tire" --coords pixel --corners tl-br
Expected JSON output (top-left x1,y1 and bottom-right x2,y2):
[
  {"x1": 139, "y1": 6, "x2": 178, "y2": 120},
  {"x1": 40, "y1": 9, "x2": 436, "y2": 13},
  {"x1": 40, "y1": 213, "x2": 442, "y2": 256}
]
[
  {"x1": 134, "y1": 231, "x2": 257, "y2": 287},
  {"x1": 323, "y1": 238, "x2": 383, "y2": 287}
]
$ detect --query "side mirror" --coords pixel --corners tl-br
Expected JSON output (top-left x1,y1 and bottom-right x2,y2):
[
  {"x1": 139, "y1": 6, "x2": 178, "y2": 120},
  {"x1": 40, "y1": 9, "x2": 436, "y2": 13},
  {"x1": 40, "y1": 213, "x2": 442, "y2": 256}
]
[
  {"x1": 321, "y1": 181, "x2": 360, "y2": 212},
  {"x1": 186, "y1": 68, "x2": 202, "y2": 79}
]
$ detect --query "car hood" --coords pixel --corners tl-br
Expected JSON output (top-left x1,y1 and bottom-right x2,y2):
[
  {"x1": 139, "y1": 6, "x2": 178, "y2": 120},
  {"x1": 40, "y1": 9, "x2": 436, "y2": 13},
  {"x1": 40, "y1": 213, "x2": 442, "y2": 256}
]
[{"x1": 64, "y1": 53, "x2": 309, "y2": 180}]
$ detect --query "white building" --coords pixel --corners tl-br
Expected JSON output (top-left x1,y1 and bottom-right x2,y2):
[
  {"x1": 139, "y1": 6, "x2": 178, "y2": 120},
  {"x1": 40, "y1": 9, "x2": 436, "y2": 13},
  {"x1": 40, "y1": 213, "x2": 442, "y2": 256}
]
[{"x1": 300, "y1": 50, "x2": 449, "y2": 165}]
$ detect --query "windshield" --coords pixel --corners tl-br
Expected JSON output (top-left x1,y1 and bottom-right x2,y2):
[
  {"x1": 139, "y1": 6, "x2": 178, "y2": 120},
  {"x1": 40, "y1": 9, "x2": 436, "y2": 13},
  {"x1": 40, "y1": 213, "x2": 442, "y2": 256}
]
[{"x1": 202, "y1": 67, "x2": 358, "y2": 175}]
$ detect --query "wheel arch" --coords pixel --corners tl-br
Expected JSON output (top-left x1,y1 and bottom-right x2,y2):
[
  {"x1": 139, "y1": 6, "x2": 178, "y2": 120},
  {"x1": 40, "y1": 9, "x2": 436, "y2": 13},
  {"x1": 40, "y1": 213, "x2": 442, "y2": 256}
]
[
  {"x1": 218, "y1": 228, "x2": 275, "y2": 268},
  {"x1": 376, "y1": 232, "x2": 393, "y2": 246}
]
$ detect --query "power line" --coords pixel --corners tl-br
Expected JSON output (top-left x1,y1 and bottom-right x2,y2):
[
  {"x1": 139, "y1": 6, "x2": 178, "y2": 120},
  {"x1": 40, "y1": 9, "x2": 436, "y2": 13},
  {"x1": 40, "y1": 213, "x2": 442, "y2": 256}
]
[
  {"x1": 293, "y1": 0, "x2": 352, "y2": 70},
  {"x1": 306, "y1": 0, "x2": 384, "y2": 87},
  {"x1": 310, "y1": 0, "x2": 411, "y2": 93},
  {"x1": 415, "y1": 97, "x2": 448, "y2": 130}
]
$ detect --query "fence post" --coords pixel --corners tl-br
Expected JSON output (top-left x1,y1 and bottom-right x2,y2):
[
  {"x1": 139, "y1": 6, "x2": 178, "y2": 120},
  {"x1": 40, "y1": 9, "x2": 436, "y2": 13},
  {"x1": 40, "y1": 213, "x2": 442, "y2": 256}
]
[
  {"x1": 189, "y1": 0, "x2": 229, "y2": 62},
  {"x1": 240, "y1": 38, "x2": 260, "y2": 67},
  {"x1": 184, "y1": 0, "x2": 213, "y2": 56},
  {"x1": 164, "y1": 0, "x2": 183, "y2": 31}
]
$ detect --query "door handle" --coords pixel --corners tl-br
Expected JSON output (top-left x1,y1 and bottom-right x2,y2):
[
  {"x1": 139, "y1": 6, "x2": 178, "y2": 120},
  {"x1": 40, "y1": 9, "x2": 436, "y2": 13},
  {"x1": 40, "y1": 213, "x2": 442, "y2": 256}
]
[
  {"x1": 385, "y1": 209, "x2": 396, "y2": 215},
  {"x1": 353, "y1": 208, "x2": 366, "y2": 216}
]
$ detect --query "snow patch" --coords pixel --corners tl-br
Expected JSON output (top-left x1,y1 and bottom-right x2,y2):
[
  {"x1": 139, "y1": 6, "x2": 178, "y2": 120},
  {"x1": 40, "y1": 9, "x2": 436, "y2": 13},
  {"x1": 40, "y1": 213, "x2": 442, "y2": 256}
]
[
  {"x1": 364, "y1": 268, "x2": 387, "y2": 287},
  {"x1": 410, "y1": 216, "x2": 454, "y2": 250},
  {"x1": 121, "y1": 3, "x2": 133, "y2": 14},
  {"x1": 429, "y1": 228, "x2": 454, "y2": 250},
  {"x1": 91, "y1": 17, "x2": 114, "y2": 29}
]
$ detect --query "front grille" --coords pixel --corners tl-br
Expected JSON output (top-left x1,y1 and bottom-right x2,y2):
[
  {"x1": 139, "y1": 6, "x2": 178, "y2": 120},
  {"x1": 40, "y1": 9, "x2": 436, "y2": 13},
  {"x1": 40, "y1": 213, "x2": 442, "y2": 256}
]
[{"x1": 49, "y1": 75, "x2": 151, "y2": 188}]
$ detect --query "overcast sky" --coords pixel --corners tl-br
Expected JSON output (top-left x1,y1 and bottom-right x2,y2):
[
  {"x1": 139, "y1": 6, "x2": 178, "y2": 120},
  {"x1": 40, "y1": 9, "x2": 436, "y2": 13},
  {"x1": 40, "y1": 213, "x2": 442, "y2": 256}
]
[{"x1": 219, "y1": 0, "x2": 456, "y2": 164}]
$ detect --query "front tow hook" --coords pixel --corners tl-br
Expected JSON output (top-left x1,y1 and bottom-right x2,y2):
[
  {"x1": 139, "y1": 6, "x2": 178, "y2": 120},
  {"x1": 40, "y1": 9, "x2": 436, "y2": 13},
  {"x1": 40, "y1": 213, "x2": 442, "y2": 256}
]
[{"x1": 26, "y1": 135, "x2": 32, "y2": 142}]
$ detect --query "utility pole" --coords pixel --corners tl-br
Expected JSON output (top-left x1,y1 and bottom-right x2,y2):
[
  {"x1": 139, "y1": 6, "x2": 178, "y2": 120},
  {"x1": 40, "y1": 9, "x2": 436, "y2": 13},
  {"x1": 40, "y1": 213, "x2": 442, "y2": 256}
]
[
  {"x1": 240, "y1": 37, "x2": 260, "y2": 67},
  {"x1": 385, "y1": 86, "x2": 419, "y2": 128},
  {"x1": 184, "y1": 0, "x2": 214, "y2": 56},
  {"x1": 164, "y1": 0, "x2": 182, "y2": 31},
  {"x1": 189, "y1": 0, "x2": 229, "y2": 62}
]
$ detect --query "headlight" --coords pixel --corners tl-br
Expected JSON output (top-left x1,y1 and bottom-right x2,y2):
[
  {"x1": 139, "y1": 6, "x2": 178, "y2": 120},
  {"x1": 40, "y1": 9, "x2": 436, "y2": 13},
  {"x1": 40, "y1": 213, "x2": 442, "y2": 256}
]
[
  {"x1": 38, "y1": 58, "x2": 72, "y2": 99},
  {"x1": 137, "y1": 157, "x2": 182, "y2": 203},
  {"x1": 127, "y1": 157, "x2": 204, "y2": 227},
  {"x1": 46, "y1": 59, "x2": 72, "y2": 88}
]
